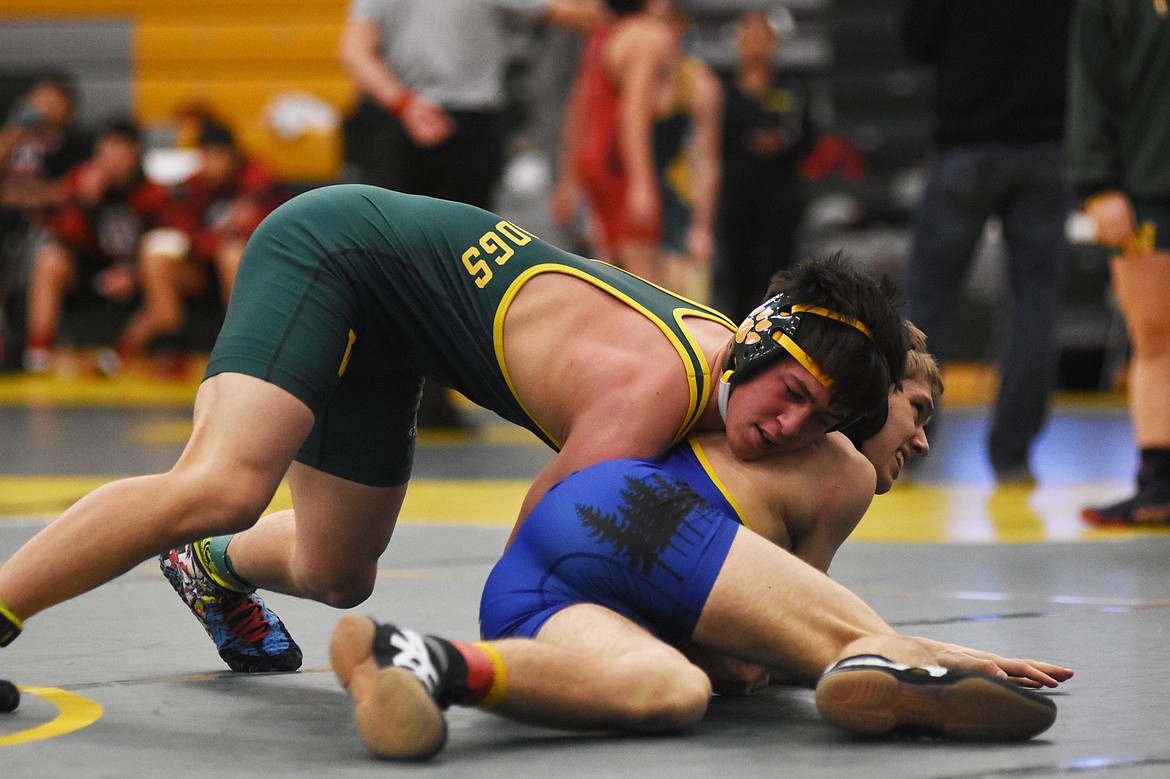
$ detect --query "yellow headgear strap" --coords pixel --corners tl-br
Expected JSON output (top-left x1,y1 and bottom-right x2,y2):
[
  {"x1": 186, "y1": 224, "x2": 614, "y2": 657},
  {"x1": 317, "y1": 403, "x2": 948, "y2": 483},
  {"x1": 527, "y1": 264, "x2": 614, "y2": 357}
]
[
  {"x1": 788, "y1": 304, "x2": 874, "y2": 342},
  {"x1": 774, "y1": 331, "x2": 835, "y2": 389}
]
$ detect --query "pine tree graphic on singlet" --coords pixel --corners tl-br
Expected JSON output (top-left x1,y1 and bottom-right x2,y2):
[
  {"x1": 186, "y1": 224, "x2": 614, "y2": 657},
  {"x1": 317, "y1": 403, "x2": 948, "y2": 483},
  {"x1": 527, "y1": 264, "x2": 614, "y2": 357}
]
[{"x1": 576, "y1": 473, "x2": 710, "y2": 580}]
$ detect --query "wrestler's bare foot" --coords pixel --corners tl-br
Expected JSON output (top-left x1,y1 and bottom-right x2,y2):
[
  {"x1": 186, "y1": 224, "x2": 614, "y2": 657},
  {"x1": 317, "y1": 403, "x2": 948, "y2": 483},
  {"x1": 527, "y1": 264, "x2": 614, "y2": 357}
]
[{"x1": 330, "y1": 613, "x2": 447, "y2": 760}]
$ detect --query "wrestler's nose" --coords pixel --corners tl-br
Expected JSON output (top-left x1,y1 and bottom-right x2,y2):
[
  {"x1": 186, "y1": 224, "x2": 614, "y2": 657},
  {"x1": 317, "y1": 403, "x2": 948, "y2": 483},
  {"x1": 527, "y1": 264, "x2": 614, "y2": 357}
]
[
  {"x1": 777, "y1": 404, "x2": 816, "y2": 440},
  {"x1": 912, "y1": 429, "x2": 930, "y2": 456}
]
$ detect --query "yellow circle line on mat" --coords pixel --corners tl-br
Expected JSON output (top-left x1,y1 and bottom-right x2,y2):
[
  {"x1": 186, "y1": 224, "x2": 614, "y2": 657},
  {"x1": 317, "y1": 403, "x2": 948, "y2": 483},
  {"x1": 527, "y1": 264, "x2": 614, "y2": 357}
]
[{"x1": 0, "y1": 686, "x2": 104, "y2": 747}]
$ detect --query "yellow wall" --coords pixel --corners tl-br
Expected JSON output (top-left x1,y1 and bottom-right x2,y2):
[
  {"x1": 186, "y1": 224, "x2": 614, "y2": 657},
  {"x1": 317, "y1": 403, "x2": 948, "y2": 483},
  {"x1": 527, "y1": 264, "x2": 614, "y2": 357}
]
[{"x1": 1, "y1": 0, "x2": 355, "y2": 182}]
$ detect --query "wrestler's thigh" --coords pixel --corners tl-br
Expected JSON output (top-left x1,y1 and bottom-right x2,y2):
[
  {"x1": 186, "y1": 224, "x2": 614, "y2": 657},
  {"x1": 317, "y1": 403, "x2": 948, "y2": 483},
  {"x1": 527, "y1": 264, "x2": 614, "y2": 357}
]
[
  {"x1": 181, "y1": 372, "x2": 315, "y2": 489},
  {"x1": 692, "y1": 527, "x2": 882, "y2": 678},
  {"x1": 536, "y1": 603, "x2": 688, "y2": 665},
  {"x1": 287, "y1": 461, "x2": 406, "y2": 572}
]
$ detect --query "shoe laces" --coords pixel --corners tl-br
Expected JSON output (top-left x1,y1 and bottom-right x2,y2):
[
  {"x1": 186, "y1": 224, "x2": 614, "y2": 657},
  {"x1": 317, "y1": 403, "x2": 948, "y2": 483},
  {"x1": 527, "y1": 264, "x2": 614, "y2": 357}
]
[{"x1": 220, "y1": 595, "x2": 278, "y2": 647}]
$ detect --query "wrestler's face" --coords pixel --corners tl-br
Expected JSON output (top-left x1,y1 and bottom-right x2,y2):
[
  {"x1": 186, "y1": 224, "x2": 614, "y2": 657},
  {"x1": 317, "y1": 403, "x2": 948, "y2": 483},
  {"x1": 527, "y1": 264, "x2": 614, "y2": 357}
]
[
  {"x1": 861, "y1": 375, "x2": 933, "y2": 494},
  {"x1": 725, "y1": 357, "x2": 839, "y2": 460}
]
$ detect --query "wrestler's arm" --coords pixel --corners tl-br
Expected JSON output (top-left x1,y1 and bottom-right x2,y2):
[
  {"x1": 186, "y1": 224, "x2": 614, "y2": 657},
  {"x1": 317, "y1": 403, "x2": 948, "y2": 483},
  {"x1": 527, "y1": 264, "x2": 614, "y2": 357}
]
[
  {"x1": 902, "y1": 636, "x2": 1073, "y2": 688},
  {"x1": 683, "y1": 437, "x2": 878, "y2": 689},
  {"x1": 508, "y1": 410, "x2": 678, "y2": 545},
  {"x1": 788, "y1": 440, "x2": 877, "y2": 573}
]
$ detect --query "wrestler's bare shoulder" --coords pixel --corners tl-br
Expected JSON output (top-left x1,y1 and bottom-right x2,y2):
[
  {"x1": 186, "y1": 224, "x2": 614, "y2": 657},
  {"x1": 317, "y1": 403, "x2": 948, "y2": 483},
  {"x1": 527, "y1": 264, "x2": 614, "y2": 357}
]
[
  {"x1": 502, "y1": 274, "x2": 730, "y2": 450},
  {"x1": 693, "y1": 432, "x2": 874, "y2": 551}
]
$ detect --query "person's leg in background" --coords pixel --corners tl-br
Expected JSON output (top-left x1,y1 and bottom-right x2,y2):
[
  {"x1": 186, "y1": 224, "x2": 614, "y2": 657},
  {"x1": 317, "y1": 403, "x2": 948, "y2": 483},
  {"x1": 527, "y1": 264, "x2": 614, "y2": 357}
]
[
  {"x1": 1098, "y1": 199, "x2": 1170, "y2": 522},
  {"x1": 22, "y1": 239, "x2": 76, "y2": 371},
  {"x1": 431, "y1": 110, "x2": 505, "y2": 211},
  {"x1": 903, "y1": 146, "x2": 995, "y2": 466},
  {"x1": 988, "y1": 143, "x2": 1071, "y2": 483}
]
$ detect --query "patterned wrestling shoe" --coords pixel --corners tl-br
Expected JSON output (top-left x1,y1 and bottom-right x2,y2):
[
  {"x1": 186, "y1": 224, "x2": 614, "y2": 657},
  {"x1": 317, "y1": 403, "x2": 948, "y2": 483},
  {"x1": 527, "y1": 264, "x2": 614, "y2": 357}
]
[
  {"x1": 160, "y1": 544, "x2": 302, "y2": 673},
  {"x1": 330, "y1": 614, "x2": 449, "y2": 760},
  {"x1": 815, "y1": 655, "x2": 1056, "y2": 741}
]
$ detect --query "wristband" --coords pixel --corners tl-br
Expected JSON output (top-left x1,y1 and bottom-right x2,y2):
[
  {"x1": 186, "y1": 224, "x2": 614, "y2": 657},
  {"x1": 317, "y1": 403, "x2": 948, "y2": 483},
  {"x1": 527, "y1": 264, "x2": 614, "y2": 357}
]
[{"x1": 387, "y1": 90, "x2": 415, "y2": 120}]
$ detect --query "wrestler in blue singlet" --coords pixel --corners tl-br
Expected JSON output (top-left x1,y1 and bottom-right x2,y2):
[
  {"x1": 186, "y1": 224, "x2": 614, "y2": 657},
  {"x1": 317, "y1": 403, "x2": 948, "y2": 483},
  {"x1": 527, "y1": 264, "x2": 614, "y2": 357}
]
[{"x1": 479, "y1": 438, "x2": 745, "y2": 645}]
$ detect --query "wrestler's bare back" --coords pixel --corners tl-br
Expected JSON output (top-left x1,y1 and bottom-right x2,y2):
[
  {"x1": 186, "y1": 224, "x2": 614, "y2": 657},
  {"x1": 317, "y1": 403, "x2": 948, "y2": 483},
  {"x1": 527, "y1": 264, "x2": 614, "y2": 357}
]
[{"x1": 502, "y1": 272, "x2": 733, "y2": 527}]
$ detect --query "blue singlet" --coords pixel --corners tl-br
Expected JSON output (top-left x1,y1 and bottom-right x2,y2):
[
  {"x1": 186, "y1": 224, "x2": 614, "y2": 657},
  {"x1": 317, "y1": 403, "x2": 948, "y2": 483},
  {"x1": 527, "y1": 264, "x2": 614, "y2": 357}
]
[{"x1": 479, "y1": 438, "x2": 745, "y2": 645}]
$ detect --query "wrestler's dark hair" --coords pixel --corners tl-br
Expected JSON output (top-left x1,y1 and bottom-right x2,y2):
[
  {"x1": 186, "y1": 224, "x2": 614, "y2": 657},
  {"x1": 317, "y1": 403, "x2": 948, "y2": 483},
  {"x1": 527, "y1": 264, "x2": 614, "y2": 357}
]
[
  {"x1": 760, "y1": 252, "x2": 908, "y2": 430},
  {"x1": 605, "y1": 0, "x2": 648, "y2": 15}
]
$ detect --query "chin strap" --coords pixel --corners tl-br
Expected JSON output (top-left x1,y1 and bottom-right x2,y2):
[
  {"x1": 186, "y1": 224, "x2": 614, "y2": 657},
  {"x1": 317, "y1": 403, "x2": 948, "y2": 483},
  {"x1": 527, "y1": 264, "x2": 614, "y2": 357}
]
[{"x1": 717, "y1": 370, "x2": 732, "y2": 423}]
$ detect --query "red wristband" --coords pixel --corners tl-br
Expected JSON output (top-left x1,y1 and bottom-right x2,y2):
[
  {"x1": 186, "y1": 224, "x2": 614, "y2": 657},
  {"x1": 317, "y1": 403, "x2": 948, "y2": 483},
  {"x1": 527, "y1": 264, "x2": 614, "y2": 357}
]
[{"x1": 387, "y1": 89, "x2": 415, "y2": 120}]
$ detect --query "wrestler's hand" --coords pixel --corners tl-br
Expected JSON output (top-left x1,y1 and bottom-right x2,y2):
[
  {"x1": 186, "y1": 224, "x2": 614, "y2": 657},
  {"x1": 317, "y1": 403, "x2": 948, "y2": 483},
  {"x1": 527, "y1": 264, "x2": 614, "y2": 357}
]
[
  {"x1": 683, "y1": 643, "x2": 770, "y2": 696},
  {"x1": 910, "y1": 636, "x2": 1074, "y2": 689},
  {"x1": 1083, "y1": 190, "x2": 1137, "y2": 249}
]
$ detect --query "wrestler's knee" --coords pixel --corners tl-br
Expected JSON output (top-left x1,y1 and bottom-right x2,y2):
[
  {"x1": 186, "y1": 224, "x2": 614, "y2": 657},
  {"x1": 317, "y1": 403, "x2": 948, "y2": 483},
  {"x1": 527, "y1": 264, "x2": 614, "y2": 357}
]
[
  {"x1": 616, "y1": 652, "x2": 711, "y2": 730},
  {"x1": 163, "y1": 464, "x2": 278, "y2": 537},
  {"x1": 294, "y1": 561, "x2": 377, "y2": 610}
]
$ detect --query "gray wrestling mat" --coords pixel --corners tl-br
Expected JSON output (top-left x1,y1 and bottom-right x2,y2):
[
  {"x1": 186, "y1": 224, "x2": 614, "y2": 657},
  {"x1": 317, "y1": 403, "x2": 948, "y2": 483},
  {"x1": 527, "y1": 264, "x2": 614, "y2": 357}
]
[
  {"x1": 3, "y1": 400, "x2": 1170, "y2": 777},
  {"x1": 5, "y1": 526, "x2": 1170, "y2": 777}
]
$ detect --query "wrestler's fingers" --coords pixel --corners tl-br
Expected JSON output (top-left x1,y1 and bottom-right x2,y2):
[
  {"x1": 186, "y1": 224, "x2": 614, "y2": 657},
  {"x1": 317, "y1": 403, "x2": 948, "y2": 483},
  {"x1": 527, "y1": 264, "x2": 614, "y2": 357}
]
[{"x1": 993, "y1": 658, "x2": 1073, "y2": 688}]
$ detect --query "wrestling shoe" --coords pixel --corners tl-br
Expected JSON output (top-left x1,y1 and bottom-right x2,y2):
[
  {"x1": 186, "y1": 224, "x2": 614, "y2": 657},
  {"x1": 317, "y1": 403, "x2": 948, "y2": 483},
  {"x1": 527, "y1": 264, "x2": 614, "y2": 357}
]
[
  {"x1": 159, "y1": 544, "x2": 302, "y2": 673},
  {"x1": 1082, "y1": 495, "x2": 1170, "y2": 526},
  {"x1": 815, "y1": 655, "x2": 1056, "y2": 741},
  {"x1": 330, "y1": 613, "x2": 448, "y2": 760}
]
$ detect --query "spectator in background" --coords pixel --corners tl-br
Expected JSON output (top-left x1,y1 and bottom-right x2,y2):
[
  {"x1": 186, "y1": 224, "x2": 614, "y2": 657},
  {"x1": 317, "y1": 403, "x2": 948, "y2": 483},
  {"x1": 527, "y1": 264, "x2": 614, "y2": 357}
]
[
  {"x1": 654, "y1": 4, "x2": 722, "y2": 303},
  {"x1": 336, "y1": 0, "x2": 602, "y2": 209},
  {"x1": 551, "y1": 0, "x2": 679, "y2": 286},
  {"x1": 22, "y1": 119, "x2": 194, "y2": 374},
  {"x1": 116, "y1": 119, "x2": 283, "y2": 374},
  {"x1": 899, "y1": 0, "x2": 1073, "y2": 485},
  {"x1": 1069, "y1": 0, "x2": 1170, "y2": 526},
  {"x1": 714, "y1": 7, "x2": 815, "y2": 321},
  {"x1": 0, "y1": 72, "x2": 91, "y2": 367},
  {"x1": 337, "y1": 0, "x2": 603, "y2": 425}
]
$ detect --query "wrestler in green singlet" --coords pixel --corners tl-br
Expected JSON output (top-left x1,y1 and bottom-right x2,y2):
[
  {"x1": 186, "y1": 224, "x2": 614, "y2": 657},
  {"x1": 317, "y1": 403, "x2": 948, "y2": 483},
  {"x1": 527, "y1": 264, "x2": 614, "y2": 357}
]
[{"x1": 209, "y1": 184, "x2": 735, "y2": 486}]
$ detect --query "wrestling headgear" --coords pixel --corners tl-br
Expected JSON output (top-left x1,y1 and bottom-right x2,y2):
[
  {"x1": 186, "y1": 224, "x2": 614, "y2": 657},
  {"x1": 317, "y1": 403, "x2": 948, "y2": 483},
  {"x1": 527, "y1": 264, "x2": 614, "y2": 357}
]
[{"x1": 716, "y1": 292, "x2": 880, "y2": 431}]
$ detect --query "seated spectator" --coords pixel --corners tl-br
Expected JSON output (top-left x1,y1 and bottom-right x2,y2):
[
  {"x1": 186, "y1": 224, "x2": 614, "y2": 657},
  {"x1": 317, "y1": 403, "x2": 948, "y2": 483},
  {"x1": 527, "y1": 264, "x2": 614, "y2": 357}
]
[
  {"x1": 22, "y1": 119, "x2": 194, "y2": 374},
  {"x1": 117, "y1": 120, "x2": 283, "y2": 371},
  {"x1": 0, "y1": 71, "x2": 91, "y2": 367}
]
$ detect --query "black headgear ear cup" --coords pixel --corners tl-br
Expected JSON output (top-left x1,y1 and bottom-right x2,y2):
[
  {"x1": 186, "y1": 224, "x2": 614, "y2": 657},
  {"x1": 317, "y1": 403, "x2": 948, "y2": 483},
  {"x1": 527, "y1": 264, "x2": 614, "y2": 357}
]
[{"x1": 840, "y1": 401, "x2": 891, "y2": 448}]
